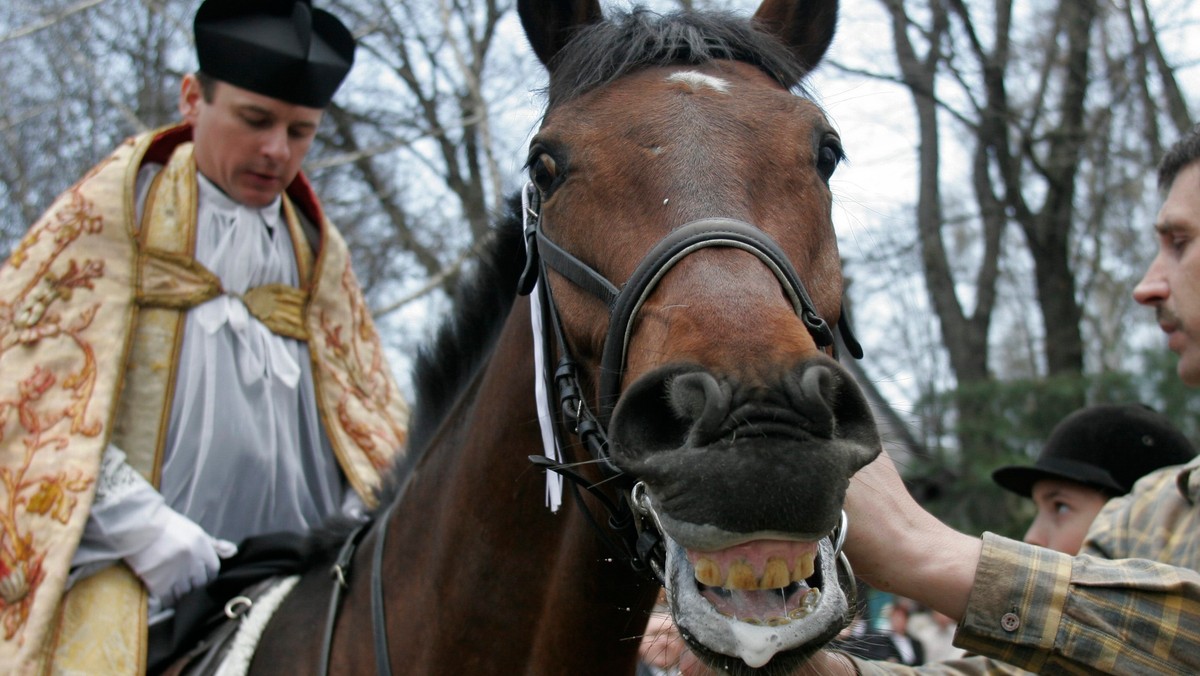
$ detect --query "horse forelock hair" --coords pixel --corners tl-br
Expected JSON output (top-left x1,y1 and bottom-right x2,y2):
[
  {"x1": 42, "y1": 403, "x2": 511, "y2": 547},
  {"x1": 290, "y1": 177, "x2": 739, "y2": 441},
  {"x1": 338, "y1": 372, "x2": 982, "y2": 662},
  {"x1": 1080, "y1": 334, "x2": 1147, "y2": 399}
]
[{"x1": 546, "y1": 8, "x2": 814, "y2": 108}]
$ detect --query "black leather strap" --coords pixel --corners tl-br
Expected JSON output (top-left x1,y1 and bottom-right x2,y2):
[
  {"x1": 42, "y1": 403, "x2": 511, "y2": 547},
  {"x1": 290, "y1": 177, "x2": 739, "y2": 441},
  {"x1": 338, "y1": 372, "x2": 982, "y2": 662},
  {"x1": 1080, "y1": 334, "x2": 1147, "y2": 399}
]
[
  {"x1": 372, "y1": 501, "x2": 397, "y2": 676},
  {"x1": 536, "y1": 228, "x2": 620, "y2": 308},
  {"x1": 518, "y1": 187, "x2": 862, "y2": 584},
  {"x1": 596, "y1": 218, "x2": 835, "y2": 425},
  {"x1": 318, "y1": 521, "x2": 371, "y2": 676}
]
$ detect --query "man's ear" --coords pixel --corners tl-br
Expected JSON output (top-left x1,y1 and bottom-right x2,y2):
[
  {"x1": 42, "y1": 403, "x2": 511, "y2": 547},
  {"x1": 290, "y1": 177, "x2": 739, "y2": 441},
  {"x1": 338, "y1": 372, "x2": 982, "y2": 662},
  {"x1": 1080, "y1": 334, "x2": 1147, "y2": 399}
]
[{"x1": 179, "y1": 73, "x2": 202, "y2": 123}]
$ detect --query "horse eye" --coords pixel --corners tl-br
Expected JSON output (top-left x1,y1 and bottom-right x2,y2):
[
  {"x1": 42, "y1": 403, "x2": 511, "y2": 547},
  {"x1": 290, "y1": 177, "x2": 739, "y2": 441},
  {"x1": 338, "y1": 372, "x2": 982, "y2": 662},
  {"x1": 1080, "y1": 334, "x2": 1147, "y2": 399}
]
[
  {"x1": 816, "y1": 140, "x2": 842, "y2": 181},
  {"x1": 530, "y1": 153, "x2": 558, "y2": 193}
]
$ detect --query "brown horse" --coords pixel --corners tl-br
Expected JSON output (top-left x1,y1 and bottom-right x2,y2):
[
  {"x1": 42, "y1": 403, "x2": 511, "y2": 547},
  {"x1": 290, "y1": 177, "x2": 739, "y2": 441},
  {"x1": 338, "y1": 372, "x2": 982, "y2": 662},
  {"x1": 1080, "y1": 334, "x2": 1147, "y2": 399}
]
[{"x1": 229, "y1": 0, "x2": 881, "y2": 673}]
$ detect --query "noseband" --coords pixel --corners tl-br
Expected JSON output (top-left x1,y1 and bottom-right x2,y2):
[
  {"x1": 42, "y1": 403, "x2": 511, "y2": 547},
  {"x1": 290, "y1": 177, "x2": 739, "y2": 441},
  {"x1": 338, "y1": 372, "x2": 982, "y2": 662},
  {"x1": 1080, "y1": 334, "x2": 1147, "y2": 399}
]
[{"x1": 517, "y1": 182, "x2": 862, "y2": 572}]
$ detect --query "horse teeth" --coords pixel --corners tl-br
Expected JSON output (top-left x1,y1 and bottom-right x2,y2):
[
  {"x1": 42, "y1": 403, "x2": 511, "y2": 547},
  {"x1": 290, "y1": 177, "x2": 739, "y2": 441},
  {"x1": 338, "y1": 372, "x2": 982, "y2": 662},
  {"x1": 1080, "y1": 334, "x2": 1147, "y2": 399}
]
[
  {"x1": 784, "y1": 588, "x2": 823, "y2": 621},
  {"x1": 760, "y1": 557, "x2": 790, "y2": 589},
  {"x1": 693, "y1": 551, "x2": 817, "y2": 590},
  {"x1": 726, "y1": 561, "x2": 757, "y2": 589},
  {"x1": 802, "y1": 588, "x2": 821, "y2": 612},
  {"x1": 694, "y1": 557, "x2": 723, "y2": 586},
  {"x1": 792, "y1": 551, "x2": 816, "y2": 582}
]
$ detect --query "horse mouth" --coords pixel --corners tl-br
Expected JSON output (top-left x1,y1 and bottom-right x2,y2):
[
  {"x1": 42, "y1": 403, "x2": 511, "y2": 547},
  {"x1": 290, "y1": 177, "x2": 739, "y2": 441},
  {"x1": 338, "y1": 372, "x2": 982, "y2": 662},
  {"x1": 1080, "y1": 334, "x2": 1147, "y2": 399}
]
[
  {"x1": 635, "y1": 488, "x2": 849, "y2": 671},
  {"x1": 688, "y1": 540, "x2": 823, "y2": 625}
]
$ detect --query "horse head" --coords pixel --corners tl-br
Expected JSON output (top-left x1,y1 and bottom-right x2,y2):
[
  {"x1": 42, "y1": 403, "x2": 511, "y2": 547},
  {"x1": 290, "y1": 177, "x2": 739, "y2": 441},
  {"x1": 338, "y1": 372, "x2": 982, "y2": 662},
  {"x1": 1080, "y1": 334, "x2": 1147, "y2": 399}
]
[{"x1": 518, "y1": 0, "x2": 881, "y2": 671}]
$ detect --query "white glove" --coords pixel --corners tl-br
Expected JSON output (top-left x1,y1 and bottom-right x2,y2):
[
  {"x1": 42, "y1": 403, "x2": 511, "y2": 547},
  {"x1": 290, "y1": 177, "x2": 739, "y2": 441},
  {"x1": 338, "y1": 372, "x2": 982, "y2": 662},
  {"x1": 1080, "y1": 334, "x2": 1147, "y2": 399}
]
[{"x1": 124, "y1": 503, "x2": 237, "y2": 607}]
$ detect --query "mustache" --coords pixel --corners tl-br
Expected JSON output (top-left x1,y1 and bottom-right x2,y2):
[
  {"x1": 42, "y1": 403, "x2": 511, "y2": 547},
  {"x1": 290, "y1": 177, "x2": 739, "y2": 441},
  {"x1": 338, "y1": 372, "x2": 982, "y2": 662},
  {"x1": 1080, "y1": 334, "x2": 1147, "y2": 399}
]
[{"x1": 1158, "y1": 306, "x2": 1180, "y2": 327}]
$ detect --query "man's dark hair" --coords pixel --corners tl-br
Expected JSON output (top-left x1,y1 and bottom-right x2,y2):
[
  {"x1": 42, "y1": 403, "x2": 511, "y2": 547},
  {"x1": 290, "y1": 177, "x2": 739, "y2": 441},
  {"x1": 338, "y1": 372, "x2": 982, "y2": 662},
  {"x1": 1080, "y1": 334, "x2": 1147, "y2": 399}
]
[
  {"x1": 195, "y1": 71, "x2": 218, "y2": 103},
  {"x1": 1159, "y1": 124, "x2": 1200, "y2": 192}
]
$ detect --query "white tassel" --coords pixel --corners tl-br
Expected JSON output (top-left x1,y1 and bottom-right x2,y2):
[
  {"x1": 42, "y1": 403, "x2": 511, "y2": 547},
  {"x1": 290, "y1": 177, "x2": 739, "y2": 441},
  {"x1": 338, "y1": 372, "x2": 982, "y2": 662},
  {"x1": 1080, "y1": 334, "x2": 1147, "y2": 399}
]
[{"x1": 523, "y1": 184, "x2": 564, "y2": 512}]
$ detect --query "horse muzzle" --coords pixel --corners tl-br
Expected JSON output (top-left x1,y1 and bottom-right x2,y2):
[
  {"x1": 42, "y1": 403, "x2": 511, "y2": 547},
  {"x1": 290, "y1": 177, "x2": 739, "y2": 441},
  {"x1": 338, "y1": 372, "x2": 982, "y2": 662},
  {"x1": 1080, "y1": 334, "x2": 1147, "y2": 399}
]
[
  {"x1": 609, "y1": 359, "x2": 879, "y2": 537},
  {"x1": 611, "y1": 359, "x2": 879, "y2": 670}
]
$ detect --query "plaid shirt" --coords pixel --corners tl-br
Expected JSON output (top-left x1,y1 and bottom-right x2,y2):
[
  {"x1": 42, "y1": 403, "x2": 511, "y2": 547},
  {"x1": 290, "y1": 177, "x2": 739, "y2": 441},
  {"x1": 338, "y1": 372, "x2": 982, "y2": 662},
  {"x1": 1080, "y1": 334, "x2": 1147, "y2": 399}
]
[{"x1": 853, "y1": 457, "x2": 1200, "y2": 675}]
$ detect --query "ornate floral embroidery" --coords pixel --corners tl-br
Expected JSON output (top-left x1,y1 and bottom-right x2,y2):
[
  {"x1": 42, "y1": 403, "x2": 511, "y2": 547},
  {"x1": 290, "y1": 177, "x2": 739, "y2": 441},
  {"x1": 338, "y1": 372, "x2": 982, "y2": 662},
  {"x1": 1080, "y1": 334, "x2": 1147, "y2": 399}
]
[
  {"x1": 0, "y1": 185, "x2": 105, "y2": 640},
  {"x1": 315, "y1": 260, "x2": 406, "y2": 471}
]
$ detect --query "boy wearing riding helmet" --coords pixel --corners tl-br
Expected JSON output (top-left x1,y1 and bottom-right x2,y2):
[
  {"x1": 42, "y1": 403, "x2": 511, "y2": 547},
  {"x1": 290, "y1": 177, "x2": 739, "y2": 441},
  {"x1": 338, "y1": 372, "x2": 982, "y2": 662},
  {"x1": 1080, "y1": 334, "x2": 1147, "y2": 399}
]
[{"x1": 992, "y1": 403, "x2": 1196, "y2": 555}]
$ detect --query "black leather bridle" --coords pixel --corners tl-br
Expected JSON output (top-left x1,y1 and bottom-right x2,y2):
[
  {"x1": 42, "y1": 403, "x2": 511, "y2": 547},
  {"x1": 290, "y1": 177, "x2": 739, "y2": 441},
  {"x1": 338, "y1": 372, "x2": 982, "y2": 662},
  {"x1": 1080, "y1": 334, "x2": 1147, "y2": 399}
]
[
  {"x1": 518, "y1": 181, "x2": 861, "y2": 458},
  {"x1": 317, "y1": 182, "x2": 863, "y2": 675},
  {"x1": 517, "y1": 181, "x2": 862, "y2": 572}
]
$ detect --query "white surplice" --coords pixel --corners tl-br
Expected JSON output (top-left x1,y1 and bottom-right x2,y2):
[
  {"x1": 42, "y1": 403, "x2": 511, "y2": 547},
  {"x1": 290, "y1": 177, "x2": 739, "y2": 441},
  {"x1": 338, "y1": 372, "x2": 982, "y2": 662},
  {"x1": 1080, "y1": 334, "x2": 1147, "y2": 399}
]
[{"x1": 71, "y1": 169, "x2": 353, "y2": 615}]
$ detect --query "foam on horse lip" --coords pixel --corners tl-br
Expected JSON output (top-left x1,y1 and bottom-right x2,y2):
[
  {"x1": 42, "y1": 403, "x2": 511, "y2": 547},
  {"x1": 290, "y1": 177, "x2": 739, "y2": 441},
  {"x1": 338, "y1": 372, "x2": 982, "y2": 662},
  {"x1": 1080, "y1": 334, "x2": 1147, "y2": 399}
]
[
  {"x1": 698, "y1": 581, "x2": 821, "y2": 625},
  {"x1": 632, "y1": 482, "x2": 849, "y2": 667}
]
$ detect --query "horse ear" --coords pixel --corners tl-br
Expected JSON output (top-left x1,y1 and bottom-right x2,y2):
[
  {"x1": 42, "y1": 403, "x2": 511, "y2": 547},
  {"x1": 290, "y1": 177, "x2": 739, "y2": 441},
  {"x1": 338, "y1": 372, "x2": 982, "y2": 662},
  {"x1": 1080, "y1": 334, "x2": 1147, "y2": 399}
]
[
  {"x1": 752, "y1": 0, "x2": 838, "y2": 75},
  {"x1": 517, "y1": 0, "x2": 604, "y2": 67}
]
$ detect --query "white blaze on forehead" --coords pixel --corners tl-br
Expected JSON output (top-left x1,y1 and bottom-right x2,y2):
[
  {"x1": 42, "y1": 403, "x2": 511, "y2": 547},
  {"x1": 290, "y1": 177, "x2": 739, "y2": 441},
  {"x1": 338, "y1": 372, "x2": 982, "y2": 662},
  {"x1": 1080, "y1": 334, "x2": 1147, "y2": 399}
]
[{"x1": 666, "y1": 71, "x2": 731, "y2": 94}]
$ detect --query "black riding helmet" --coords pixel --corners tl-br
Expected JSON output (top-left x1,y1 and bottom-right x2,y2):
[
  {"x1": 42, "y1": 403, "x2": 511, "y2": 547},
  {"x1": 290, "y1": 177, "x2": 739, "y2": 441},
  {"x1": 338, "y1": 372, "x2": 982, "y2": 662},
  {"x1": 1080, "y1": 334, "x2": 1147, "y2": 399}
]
[{"x1": 992, "y1": 403, "x2": 1197, "y2": 498}]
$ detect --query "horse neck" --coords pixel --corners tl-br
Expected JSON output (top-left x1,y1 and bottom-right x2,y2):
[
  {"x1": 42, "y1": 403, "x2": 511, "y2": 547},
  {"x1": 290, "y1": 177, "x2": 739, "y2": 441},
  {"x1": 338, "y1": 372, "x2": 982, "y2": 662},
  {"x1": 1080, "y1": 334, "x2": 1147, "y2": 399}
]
[{"x1": 368, "y1": 299, "x2": 657, "y2": 672}]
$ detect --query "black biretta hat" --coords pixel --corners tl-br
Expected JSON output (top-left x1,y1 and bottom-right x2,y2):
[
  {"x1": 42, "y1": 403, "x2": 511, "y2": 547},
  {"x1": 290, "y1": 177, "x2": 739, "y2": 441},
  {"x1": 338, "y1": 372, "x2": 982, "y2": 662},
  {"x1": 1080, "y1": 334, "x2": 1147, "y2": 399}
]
[
  {"x1": 194, "y1": 0, "x2": 355, "y2": 108},
  {"x1": 993, "y1": 403, "x2": 1197, "y2": 497}
]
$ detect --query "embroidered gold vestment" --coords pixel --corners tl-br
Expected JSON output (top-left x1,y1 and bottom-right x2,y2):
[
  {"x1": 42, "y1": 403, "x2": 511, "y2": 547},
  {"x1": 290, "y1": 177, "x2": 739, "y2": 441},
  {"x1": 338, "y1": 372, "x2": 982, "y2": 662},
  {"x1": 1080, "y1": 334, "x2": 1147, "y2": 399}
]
[{"x1": 0, "y1": 124, "x2": 409, "y2": 674}]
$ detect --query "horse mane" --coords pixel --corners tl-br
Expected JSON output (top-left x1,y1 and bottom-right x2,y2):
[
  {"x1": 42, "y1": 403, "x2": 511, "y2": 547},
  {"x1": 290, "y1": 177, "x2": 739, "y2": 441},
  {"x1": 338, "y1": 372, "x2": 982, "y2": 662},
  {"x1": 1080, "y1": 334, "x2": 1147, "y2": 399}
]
[
  {"x1": 406, "y1": 198, "x2": 526, "y2": 453},
  {"x1": 364, "y1": 197, "x2": 525, "y2": 509},
  {"x1": 546, "y1": 8, "x2": 815, "y2": 107},
  {"x1": 307, "y1": 200, "x2": 525, "y2": 557}
]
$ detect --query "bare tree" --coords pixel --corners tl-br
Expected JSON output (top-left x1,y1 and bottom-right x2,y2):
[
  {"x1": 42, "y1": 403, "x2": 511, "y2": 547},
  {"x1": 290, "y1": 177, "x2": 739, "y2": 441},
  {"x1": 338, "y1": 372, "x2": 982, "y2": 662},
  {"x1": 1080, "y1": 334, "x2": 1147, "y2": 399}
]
[
  {"x1": 5, "y1": 0, "x2": 1200, "y2": 511},
  {"x1": 0, "y1": 0, "x2": 528, "y2": 372},
  {"x1": 817, "y1": 0, "x2": 1198, "y2": 532},
  {"x1": 0, "y1": 0, "x2": 186, "y2": 253},
  {"x1": 850, "y1": 0, "x2": 1192, "y2": 434}
]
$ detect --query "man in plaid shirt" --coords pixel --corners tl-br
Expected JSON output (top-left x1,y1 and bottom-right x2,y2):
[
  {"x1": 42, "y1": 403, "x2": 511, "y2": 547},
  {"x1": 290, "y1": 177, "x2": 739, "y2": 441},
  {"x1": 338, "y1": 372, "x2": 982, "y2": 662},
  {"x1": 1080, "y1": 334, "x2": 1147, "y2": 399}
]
[{"x1": 789, "y1": 127, "x2": 1200, "y2": 675}]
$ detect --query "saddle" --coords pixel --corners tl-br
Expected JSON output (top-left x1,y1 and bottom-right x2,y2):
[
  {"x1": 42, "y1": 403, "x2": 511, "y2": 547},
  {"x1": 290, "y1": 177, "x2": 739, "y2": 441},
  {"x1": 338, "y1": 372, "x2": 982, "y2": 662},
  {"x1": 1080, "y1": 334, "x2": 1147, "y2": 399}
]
[{"x1": 149, "y1": 532, "x2": 316, "y2": 675}]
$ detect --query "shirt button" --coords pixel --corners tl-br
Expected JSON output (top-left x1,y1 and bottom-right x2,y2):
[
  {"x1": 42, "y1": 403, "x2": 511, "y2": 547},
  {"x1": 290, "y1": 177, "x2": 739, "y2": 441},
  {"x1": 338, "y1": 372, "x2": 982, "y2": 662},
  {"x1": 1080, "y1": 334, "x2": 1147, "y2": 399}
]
[{"x1": 1001, "y1": 612, "x2": 1021, "y2": 632}]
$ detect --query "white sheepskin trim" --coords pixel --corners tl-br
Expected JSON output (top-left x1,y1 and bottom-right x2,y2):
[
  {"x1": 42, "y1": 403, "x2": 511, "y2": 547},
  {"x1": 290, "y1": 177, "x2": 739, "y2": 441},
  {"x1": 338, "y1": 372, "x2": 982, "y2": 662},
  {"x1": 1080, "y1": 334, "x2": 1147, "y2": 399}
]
[{"x1": 214, "y1": 575, "x2": 302, "y2": 676}]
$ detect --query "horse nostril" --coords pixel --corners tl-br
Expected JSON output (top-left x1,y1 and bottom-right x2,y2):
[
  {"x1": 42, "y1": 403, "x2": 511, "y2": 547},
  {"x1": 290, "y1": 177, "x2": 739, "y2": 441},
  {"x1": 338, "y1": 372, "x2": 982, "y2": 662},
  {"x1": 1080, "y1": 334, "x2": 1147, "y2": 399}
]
[
  {"x1": 610, "y1": 365, "x2": 699, "y2": 458},
  {"x1": 783, "y1": 359, "x2": 880, "y2": 466},
  {"x1": 783, "y1": 363, "x2": 837, "y2": 438},
  {"x1": 668, "y1": 371, "x2": 731, "y2": 446}
]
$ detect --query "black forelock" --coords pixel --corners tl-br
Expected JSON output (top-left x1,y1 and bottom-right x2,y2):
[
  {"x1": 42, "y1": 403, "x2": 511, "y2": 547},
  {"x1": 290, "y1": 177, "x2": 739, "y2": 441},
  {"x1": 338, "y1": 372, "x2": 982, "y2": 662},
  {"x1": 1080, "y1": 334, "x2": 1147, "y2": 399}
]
[{"x1": 545, "y1": 8, "x2": 813, "y2": 107}]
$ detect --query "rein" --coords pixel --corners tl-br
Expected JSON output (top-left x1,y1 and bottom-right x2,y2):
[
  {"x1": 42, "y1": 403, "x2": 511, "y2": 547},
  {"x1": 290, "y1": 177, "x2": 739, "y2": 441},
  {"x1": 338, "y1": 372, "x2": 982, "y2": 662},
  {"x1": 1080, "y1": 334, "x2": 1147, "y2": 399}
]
[
  {"x1": 516, "y1": 181, "x2": 863, "y2": 578},
  {"x1": 318, "y1": 493, "x2": 405, "y2": 676}
]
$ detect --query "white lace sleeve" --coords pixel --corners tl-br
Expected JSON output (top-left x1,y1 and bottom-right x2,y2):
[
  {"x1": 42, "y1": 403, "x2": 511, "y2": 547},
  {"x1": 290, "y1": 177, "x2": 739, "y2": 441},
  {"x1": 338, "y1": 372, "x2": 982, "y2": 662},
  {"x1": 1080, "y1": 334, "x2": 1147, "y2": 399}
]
[
  {"x1": 93, "y1": 443, "x2": 148, "y2": 504},
  {"x1": 67, "y1": 444, "x2": 172, "y2": 586}
]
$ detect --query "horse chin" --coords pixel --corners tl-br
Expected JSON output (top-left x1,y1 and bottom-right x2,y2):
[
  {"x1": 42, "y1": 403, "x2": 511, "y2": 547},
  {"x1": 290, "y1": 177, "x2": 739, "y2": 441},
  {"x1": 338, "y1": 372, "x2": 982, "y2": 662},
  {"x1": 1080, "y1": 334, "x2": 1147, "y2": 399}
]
[{"x1": 663, "y1": 533, "x2": 848, "y2": 673}]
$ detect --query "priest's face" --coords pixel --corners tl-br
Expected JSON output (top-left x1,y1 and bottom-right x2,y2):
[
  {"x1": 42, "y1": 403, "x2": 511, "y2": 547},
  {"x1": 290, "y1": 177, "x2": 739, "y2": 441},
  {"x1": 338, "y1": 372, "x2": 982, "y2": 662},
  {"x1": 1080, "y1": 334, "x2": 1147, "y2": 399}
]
[{"x1": 180, "y1": 74, "x2": 323, "y2": 208}]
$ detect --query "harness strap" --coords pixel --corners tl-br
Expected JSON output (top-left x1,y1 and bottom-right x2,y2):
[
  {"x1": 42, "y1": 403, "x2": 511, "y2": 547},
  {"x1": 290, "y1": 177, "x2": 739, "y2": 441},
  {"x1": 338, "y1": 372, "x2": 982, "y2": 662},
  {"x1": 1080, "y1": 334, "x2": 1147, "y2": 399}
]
[
  {"x1": 318, "y1": 520, "x2": 371, "y2": 676},
  {"x1": 517, "y1": 181, "x2": 865, "y2": 584},
  {"x1": 372, "y1": 501, "x2": 398, "y2": 676},
  {"x1": 538, "y1": 265, "x2": 613, "y2": 472},
  {"x1": 597, "y1": 218, "x2": 835, "y2": 426},
  {"x1": 526, "y1": 208, "x2": 843, "y2": 430},
  {"x1": 528, "y1": 229, "x2": 651, "y2": 573},
  {"x1": 317, "y1": 470, "x2": 414, "y2": 675},
  {"x1": 535, "y1": 228, "x2": 620, "y2": 308},
  {"x1": 837, "y1": 302, "x2": 864, "y2": 359}
]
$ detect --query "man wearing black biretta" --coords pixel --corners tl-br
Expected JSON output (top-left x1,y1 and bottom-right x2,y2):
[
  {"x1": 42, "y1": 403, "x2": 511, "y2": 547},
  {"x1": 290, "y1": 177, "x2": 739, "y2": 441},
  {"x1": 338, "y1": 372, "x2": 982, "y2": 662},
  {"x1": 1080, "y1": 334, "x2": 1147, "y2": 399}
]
[
  {"x1": 194, "y1": 0, "x2": 355, "y2": 108},
  {"x1": 2, "y1": 1, "x2": 409, "y2": 672}
]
